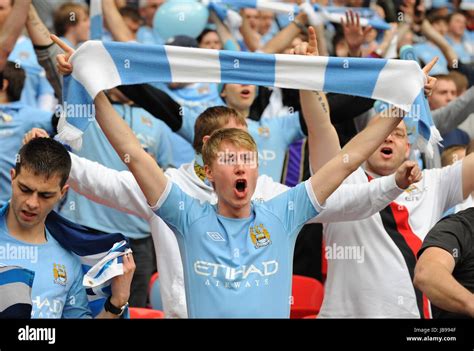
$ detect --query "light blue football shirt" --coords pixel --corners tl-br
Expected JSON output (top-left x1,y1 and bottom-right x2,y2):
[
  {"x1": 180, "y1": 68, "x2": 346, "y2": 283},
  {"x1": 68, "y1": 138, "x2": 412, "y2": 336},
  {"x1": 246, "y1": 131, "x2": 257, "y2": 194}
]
[
  {"x1": 153, "y1": 180, "x2": 321, "y2": 318},
  {"x1": 0, "y1": 206, "x2": 91, "y2": 318}
]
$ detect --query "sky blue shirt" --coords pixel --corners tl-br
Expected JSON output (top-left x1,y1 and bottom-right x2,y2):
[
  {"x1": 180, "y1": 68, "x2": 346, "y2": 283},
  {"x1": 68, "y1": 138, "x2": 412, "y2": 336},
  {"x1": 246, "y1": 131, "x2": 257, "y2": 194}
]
[
  {"x1": 0, "y1": 206, "x2": 91, "y2": 318},
  {"x1": 445, "y1": 35, "x2": 473, "y2": 64},
  {"x1": 8, "y1": 37, "x2": 54, "y2": 110},
  {"x1": 60, "y1": 104, "x2": 172, "y2": 239},
  {"x1": 154, "y1": 180, "x2": 321, "y2": 318},
  {"x1": 136, "y1": 26, "x2": 164, "y2": 46},
  {"x1": 0, "y1": 101, "x2": 53, "y2": 206},
  {"x1": 179, "y1": 108, "x2": 305, "y2": 181}
]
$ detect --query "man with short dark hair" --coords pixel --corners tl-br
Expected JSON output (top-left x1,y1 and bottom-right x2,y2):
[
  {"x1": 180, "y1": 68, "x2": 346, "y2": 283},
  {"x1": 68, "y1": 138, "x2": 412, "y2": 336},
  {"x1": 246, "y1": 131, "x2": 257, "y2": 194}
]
[{"x1": 0, "y1": 138, "x2": 135, "y2": 318}]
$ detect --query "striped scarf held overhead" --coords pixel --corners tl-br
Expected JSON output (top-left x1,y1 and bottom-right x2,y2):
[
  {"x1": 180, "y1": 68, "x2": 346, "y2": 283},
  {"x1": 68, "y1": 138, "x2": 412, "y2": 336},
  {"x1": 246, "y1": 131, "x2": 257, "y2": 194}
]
[{"x1": 58, "y1": 40, "x2": 440, "y2": 157}]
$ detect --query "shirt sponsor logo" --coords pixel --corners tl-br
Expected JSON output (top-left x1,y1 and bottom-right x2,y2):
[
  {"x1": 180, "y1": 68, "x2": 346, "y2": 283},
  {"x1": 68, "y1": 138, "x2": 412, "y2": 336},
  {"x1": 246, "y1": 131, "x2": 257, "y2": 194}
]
[{"x1": 194, "y1": 260, "x2": 278, "y2": 280}]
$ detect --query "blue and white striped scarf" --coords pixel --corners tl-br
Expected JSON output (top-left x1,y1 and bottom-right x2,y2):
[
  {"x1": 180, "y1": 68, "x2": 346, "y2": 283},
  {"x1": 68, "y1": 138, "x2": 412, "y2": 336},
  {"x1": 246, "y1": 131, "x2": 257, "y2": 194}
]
[
  {"x1": 0, "y1": 205, "x2": 130, "y2": 317},
  {"x1": 0, "y1": 264, "x2": 34, "y2": 318},
  {"x1": 44, "y1": 210, "x2": 130, "y2": 317},
  {"x1": 58, "y1": 40, "x2": 440, "y2": 157}
]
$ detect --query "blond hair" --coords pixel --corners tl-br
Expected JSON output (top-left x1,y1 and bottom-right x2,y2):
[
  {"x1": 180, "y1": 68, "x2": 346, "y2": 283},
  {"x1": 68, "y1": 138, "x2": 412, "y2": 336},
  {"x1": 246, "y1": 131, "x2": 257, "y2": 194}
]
[{"x1": 202, "y1": 128, "x2": 257, "y2": 166}]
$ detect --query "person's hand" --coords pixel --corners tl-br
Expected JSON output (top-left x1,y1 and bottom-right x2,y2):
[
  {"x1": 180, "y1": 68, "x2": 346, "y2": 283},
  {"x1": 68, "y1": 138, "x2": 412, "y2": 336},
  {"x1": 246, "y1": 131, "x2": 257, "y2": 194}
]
[
  {"x1": 341, "y1": 10, "x2": 372, "y2": 57},
  {"x1": 422, "y1": 57, "x2": 438, "y2": 97},
  {"x1": 289, "y1": 26, "x2": 319, "y2": 56},
  {"x1": 23, "y1": 128, "x2": 49, "y2": 145},
  {"x1": 395, "y1": 160, "x2": 422, "y2": 189},
  {"x1": 110, "y1": 252, "x2": 135, "y2": 308},
  {"x1": 295, "y1": 8, "x2": 308, "y2": 26},
  {"x1": 401, "y1": 0, "x2": 425, "y2": 25},
  {"x1": 51, "y1": 34, "x2": 75, "y2": 75}
]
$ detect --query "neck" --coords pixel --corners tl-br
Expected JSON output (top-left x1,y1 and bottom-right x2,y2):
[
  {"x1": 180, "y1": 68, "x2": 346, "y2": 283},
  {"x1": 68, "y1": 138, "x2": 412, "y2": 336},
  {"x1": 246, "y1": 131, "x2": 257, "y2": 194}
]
[
  {"x1": 363, "y1": 163, "x2": 394, "y2": 178},
  {"x1": 217, "y1": 202, "x2": 251, "y2": 219},
  {"x1": 235, "y1": 107, "x2": 249, "y2": 119},
  {"x1": 64, "y1": 33, "x2": 78, "y2": 47},
  {"x1": 448, "y1": 32, "x2": 462, "y2": 42},
  {"x1": 0, "y1": 94, "x2": 9, "y2": 104},
  {"x1": 6, "y1": 207, "x2": 46, "y2": 244}
]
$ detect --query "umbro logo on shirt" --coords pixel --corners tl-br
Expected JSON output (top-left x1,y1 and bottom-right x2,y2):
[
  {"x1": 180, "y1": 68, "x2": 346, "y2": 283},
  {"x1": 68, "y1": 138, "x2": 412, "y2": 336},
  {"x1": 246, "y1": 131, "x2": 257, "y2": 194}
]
[{"x1": 207, "y1": 232, "x2": 225, "y2": 242}]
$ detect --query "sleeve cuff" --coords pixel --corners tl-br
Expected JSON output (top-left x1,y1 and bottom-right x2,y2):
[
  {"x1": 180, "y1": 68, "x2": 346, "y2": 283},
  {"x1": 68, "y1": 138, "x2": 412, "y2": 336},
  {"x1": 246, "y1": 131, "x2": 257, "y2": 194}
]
[
  {"x1": 150, "y1": 180, "x2": 172, "y2": 212},
  {"x1": 381, "y1": 173, "x2": 405, "y2": 198},
  {"x1": 305, "y1": 180, "x2": 326, "y2": 214}
]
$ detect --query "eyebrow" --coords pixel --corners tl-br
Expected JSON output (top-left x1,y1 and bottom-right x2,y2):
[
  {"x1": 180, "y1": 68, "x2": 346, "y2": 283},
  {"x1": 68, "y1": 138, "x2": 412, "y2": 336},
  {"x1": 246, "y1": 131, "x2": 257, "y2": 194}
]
[{"x1": 18, "y1": 182, "x2": 57, "y2": 196}]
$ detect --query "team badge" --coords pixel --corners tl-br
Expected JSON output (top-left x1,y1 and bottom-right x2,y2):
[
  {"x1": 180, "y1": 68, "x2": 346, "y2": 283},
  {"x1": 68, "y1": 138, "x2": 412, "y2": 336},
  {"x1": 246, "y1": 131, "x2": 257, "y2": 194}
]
[
  {"x1": 250, "y1": 224, "x2": 271, "y2": 249},
  {"x1": 53, "y1": 263, "x2": 67, "y2": 286}
]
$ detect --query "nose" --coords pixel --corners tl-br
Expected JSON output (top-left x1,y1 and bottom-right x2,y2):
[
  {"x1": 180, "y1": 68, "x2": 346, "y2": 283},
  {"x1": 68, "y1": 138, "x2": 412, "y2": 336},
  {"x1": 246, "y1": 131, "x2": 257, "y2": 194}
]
[
  {"x1": 385, "y1": 133, "x2": 395, "y2": 143},
  {"x1": 234, "y1": 163, "x2": 245, "y2": 175},
  {"x1": 25, "y1": 193, "x2": 39, "y2": 211}
]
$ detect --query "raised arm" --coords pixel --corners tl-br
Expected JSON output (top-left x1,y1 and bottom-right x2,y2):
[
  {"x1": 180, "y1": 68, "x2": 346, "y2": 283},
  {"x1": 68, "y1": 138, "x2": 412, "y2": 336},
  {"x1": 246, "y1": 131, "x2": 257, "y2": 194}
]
[
  {"x1": 239, "y1": 9, "x2": 261, "y2": 52},
  {"x1": 309, "y1": 56, "x2": 437, "y2": 205},
  {"x1": 0, "y1": 0, "x2": 32, "y2": 71},
  {"x1": 292, "y1": 27, "x2": 341, "y2": 172},
  {"x1": 53, "y1": 35, "x2": 168, "y2": 206},
  {"x1": 262, "y1": 12, "x2": 308, "y2": 54},
  {"x1": 209, "y1": 9, "x2": 240, "y2": 51},
  {"x1": 26, "y1": 3, "x2": 63, "y2": 98},
  {"x1": 102, "y1": 0, "x2": 135, "y2": 42}
]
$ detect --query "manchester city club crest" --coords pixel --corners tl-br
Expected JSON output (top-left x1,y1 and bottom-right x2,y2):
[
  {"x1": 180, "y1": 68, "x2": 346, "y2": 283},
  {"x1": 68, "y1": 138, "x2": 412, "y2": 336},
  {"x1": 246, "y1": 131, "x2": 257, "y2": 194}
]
[
  {"x1": 53, "y1": 263, "x2": 67, "y2": 286},
  {"x1": 250, "y1": 224, "x2": 271, "y2": 249}
]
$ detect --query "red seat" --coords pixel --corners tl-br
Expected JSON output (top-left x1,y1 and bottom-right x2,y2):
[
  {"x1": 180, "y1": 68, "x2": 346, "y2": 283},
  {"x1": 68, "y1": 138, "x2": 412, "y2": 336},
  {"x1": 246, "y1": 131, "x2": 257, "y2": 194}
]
[
  {"x1": 129, "y1": 307, "x2": 165, "y2": 319},
  {"x1": 290, "y1": 275, "x2": 324, "y2": 319}
]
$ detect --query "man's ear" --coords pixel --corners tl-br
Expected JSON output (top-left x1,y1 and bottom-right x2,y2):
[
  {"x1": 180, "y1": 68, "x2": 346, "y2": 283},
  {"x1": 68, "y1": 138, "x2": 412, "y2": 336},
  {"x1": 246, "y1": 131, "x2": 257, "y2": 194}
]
[
  {"x1": 1, "y1": 79, "x2": 8, "y2": 92},
  {"x1": 202, "y1": 135, "x2": 211, "y2": 146},
  {"x1": 60, "y1": 184, "x2": 69, "y2": 199},
  {"x1": 205, "y1": 165, "x2": 213, "y2": 182},
  {"x1": 10, "y1": 168, "x2": 16, "y2": 182}
]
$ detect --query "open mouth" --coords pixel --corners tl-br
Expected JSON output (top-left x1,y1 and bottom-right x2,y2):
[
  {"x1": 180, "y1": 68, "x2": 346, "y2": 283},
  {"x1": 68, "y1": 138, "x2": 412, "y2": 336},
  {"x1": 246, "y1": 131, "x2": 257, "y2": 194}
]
[
  {"x1": 381, "y1": 147, "x2": 393, "y2": 158},
  {"x1": 235, "y1": 179, "x2": 247, "y2": 192},
  {"x1": 234, "y1": 179, "x2": 248, "y2": 198},
  {"x1": 21, "y1": 210, "x2": 38, "y2": 220},
  {"x1": 240, "y1": 89, "x2": 251, "y2": 98}
]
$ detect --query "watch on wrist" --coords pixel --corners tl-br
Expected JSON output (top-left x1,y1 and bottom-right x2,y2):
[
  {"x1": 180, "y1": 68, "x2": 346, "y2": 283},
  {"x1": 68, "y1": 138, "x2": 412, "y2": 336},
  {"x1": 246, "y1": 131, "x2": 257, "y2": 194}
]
[{"x1": 104, "y1": 296, "x2": 128, "y2": 316}]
